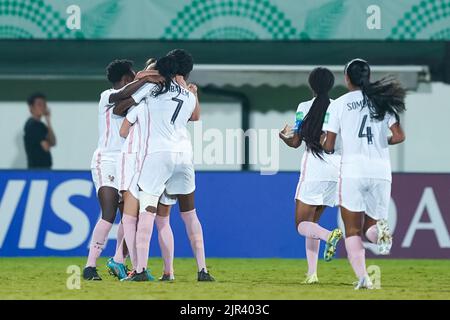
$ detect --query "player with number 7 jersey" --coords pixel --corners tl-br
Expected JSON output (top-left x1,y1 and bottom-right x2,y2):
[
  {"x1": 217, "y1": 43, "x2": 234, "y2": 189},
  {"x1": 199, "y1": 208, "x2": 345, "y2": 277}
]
[
  {"x1": 128, "y1": 85, "x2": 195, "y2": 156},
  {"x1": 120, "y1": 52, "x2": 214, "y2": 282}
]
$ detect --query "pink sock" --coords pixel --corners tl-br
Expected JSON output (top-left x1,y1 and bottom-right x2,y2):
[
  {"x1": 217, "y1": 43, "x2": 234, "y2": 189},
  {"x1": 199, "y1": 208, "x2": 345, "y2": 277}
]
[
  {"x1": 86, "y1": 219, "x2": 113, "y2": 267},
  {"x1": 122, "y1": 214, "x2": 138, "y2": 270},
  {"x1": 136, "y1": 212, "x2": 155, "y2": 273},
  {"x1": 156, "y1": 215, "x2": 174, "y2": 275},
  {"x1": 181, "y1": 209, "x2": 207, "y2": 272},
  {"x1": 113, "y1": 222, "x2": 125, "y2": 264},
  {"x1": 365, "y1": 225, "x2": 378, "y2": 244},
  {"x1": 345, "y1": 236, "x2": 367, "y2": 278},
  {"x1": 297, "y1": 221, "x2": 331, "y2": 241},
  {"x1": 305, "y1": 238, "x2": 320, "y2": 276}
]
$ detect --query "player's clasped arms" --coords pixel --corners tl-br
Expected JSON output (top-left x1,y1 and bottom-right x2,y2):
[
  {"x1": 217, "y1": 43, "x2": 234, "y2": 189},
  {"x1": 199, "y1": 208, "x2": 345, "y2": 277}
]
[
  {"x1": 82, "y1": 51, "x2": 405, "y2": 290},
  {"x1": 83, "y1": 50, "x2": 214, "y2": 282}
]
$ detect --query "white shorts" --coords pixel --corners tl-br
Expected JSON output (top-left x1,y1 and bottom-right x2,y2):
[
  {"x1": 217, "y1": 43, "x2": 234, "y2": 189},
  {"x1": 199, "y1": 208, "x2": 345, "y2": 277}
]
[
  {"x1": 138, "y1": 151, "x2": 195, "y2": 198},
  {"x1": 116, "y1": 153, "x2": 138, "y2": 193},
  {"x1": 295, "y1": 180, "x2": 337, "y2": 207},
  {"x1": 128, "y1": 173, "x2": 140, "y2": 200},
  {"x1": 90, "y1": 151, "x2": 119, "y2": 193},
  {"x1": 159, "y1": 191, "x2": 178, "y2": 206},
  {"x1": 126, "y1": 161, "x2": 178, "y2": 207},
  {"x1": 128, "y1": 173, "x2": 177, "y2": 206},
  {"x1": 339, "y1": 178, "x2": 391, "y2": 220}
]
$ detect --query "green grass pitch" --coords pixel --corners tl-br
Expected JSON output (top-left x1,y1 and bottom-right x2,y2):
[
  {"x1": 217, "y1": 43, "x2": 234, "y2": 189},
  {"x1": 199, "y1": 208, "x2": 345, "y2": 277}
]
[{"x1": 1, "y1": 257, "x2": 449, "y2": 300}]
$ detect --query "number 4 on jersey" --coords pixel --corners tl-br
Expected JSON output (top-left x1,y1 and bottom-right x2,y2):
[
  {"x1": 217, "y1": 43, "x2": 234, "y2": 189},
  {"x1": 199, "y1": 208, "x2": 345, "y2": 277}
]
[
  {"x1": 358, "y1": 115, "x2": 373, "y2": 144},
  {"x1": 171, "y1": 97, "x2": 184, "y2": 124}
]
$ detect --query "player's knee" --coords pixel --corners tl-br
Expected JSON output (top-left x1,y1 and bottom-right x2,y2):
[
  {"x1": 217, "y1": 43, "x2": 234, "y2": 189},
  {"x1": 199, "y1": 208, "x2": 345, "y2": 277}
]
[
  {"x1": 139, "y1": 191, "x2": 159, "y2": 214},
  {"x1": 157, "y1": 205, "x2": 171, "y2": 217},
  {"x1": 362, "y1": 226, "x2": 370, "y2": 235},
  {"x1": 101, "y1": 210, "x2": 116, "y2": 224},
  {"x1": 178, "y1": 193, "x2": 195, "y2": 212},
  {"x1": 345, "y1": 227, "x2": 362, "y2": 237},
  {"x1": 295, "y1": 218, "x2": 301, "y2": 229},
  {"x1": 145, "y1": 205, "x2": 157, "y2": 213}
]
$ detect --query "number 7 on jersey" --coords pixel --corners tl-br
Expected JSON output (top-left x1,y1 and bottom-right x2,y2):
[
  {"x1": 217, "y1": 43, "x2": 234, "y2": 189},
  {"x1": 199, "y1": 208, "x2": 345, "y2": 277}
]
[{"x1": 170, "y1": 97, "x2": 184, "y2": 124}]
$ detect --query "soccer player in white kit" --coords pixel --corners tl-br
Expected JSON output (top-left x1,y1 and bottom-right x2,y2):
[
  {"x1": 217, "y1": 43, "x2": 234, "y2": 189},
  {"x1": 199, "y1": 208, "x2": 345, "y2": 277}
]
[
  {"x1": 115, "y1": 54, "x2": 191, "y2": 281},
  {"x1": 83, "y1": 59, "x2": 163, "y2": 281},
  {"x1": 121, "y1": 52, "x2": 214, "y2": 282},
  {"x1": 113, "y1": 58, "x2": 176, "y2": 280},
  {"x1": 280, "y1": 67, "x2": 343, "y2": 284},
  {"x1": 323, "y1": 59, "x2": 406, "y2": 289},
  {"x1": 116, "y1": 60, "x2": 158, "y2": 205}
]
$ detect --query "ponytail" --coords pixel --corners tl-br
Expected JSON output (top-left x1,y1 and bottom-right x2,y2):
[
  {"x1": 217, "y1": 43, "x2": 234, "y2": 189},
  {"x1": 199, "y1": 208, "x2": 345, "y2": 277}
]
[
  {"x1": 346, "y1": 59, "x2": 406, "y2": 121},
  {"x1": 360, "y1": 76, "x2": 406, "y2": 121},
  {"x1": 300, "y1": 67, "x2": 334, "y2": 159}
]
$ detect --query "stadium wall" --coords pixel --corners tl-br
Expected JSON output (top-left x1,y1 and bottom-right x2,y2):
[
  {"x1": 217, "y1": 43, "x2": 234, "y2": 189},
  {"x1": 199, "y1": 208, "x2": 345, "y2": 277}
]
[
  {"x1": 1, "y1": 83, "x2": 450, "y2": 173},
  {"x1": 0, "y1": 171, "x2": 448, "y2": 259}
]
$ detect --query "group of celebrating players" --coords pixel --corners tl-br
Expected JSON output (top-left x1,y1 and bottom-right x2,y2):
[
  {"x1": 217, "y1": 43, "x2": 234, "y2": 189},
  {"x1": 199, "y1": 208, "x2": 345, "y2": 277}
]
[
  {"x1": 280, "y1": 59, "x2": 406, "y2": 289},
  {"x1": 82, "y1": 50, "x2": 406, "y2": 289},
  {"x1": 83, "y1": 49, "x2": 214, "y2": 282}
]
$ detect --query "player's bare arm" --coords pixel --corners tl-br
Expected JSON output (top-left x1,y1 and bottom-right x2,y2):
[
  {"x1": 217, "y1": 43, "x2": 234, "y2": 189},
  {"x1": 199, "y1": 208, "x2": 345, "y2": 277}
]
[
  {"x1": 109, "y1": 74, "x2": 163, "y2": 104},
  {"x1": 109, "y1": 78, "x2": 145, "y2": 104},
  {"x1": 188, "y1": 83, "x2": 200, "y2": 121},
  {"x1": 119, "y1": 118, "x2": 133, "y2": 138},
  {"x1": 113, "y1": 97, "x2": 136, "y2": 116},
  {"x1": 279, "y1": 124, "x2": 301, "y2": 148},
  {"x1": 135, "y1": 69, "x2": 161, "y2": 80},
  {"x1": 388, "y1": 122, "x2": 406, "y2": 145},
  {"x1": 174, "y1": 75, "x2": 187, "y2": 88},
  {"x1": 322, "y1": 131, "x2": 337, "y2": 153}
]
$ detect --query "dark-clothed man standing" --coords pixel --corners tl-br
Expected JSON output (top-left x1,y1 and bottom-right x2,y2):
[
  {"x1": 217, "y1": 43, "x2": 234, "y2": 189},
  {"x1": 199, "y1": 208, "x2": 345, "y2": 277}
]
[{"x1": 24, "y1": 93, "x2": 56, "y2": 169}]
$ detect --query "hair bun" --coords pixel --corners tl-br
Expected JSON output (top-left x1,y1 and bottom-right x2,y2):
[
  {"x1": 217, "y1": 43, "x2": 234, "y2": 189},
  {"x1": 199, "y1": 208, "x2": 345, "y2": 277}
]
[{"x1": 156, "y1": 55, "x2": 179, "y2": 77}]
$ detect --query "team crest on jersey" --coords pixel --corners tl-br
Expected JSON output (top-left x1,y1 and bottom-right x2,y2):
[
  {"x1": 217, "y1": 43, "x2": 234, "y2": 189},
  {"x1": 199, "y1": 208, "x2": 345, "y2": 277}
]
[
  {"x1": 324, "y1": 112, "x2": 330, "y2": 124},
  {"x1": 108, "y1": 175, "x2": 115, "y2": 182},
  {"x1": 296, "y1": 111, "x2": 304, "y2": 121}
]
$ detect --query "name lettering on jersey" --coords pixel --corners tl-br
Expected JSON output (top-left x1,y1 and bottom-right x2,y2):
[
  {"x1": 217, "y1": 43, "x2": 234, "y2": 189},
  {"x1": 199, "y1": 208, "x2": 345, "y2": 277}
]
[
  {"x1": 151, "y1": 83, "x2": 190, "y2": 98},
  {"x1": 347, "y1": 99, "x2": 366, "y2": 111},
  {"x1": 169, "y1": 84, "x2": 190, "y2": 97}
]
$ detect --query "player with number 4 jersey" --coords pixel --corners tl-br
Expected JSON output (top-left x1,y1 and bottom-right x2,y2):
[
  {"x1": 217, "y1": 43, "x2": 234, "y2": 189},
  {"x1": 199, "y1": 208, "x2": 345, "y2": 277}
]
[{"x1": 323, "y1": 58, "x2": 406, "y2": 289}]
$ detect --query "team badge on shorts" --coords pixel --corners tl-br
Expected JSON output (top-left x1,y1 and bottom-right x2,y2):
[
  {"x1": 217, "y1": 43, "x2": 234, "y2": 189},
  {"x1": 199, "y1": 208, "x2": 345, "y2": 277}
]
[{"x1": 108, "y1": 175, "x2": 115, "y2": 182}]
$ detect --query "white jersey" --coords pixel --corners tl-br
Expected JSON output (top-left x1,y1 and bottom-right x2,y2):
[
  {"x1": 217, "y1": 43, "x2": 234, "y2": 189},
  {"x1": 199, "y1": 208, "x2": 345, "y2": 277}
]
[
  {"x1": 323, "y1": 90, "x2": 397, "y2": 182},
  {"x1": 295, "y1": 98, "x2": 341, "y2": 182},
  {"x1": 94, "y1": 89, "x2": 125, "y2": 154},
  {"x1": 130, "y1": 81, "x2": 196, "y2": 155},
  {"x1": 121, "y1": 104, "x2": 144, "y2": 154}
]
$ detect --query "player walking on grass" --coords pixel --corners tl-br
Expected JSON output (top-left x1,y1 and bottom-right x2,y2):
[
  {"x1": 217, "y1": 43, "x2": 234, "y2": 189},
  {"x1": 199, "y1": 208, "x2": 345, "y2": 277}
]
[
  {"x1": 322, "y1": 59, "x2": 406, "y2": 290},
  {"x1": 279, "y1": 67, "x2": 343, "y2": 284},
  {"x1": 120, "y1": 51, "x2": 214, "y2": 282},
  {"x1": 83, "y1": 59, "x2": 162, "y2": 281}
]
